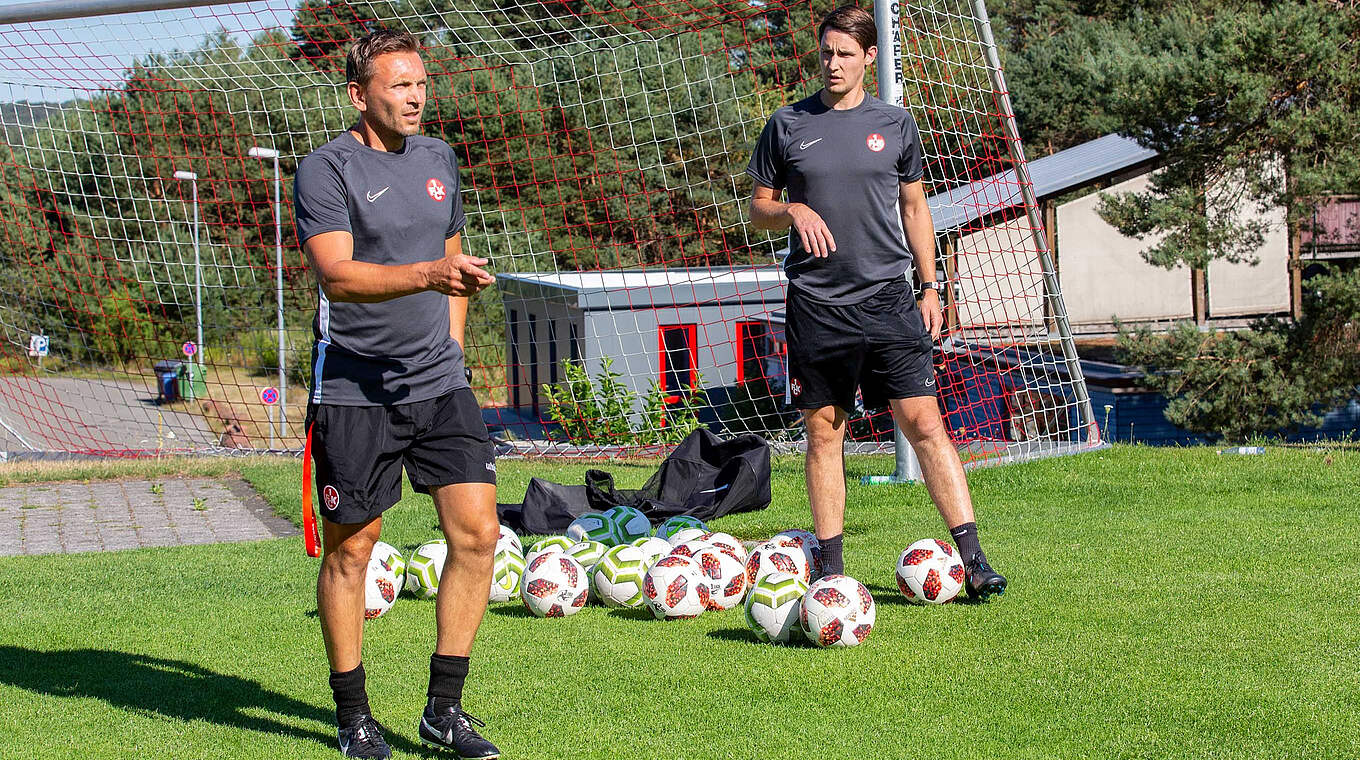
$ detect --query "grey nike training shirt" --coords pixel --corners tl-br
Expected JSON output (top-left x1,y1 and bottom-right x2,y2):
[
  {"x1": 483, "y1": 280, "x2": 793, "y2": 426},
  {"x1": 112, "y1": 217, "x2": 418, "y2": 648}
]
[
  {"x1": 746, "y1": 93, "x2": 924, "y2": 305},
  {"x1": 293, "y1": 132, "x2": 469, "y2": 406}
]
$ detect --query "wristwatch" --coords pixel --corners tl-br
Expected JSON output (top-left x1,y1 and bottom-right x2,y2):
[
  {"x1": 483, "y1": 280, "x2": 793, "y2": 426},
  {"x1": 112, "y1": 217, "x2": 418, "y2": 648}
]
[{"x1": 920, "y1": 280, "x2": 947, "y2": 294}]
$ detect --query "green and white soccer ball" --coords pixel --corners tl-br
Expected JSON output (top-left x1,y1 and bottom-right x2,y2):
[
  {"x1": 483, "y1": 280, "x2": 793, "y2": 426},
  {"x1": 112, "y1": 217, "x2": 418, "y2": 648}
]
[
  {"x1": 521, "y1": 552, "x2": 589, "y2": 618},
  {"x1": 525, "y1": 535, "x2": 574, "y2": 565},
  {"x1": 800, "y1": 574, "x2": 876, "y2": 648},
  {"x1": 656, "y1": 514, "x2": 707, "y2": 542},
  {"x1": 631, "y1": 536, "x2": 673, "y2": 569},
  {"x1": 406, "y1": 539, "x2": 447, "y2": 600},
  {"x1": 490, "y1": 542, "x2": 526, "y2": 603},
  {"x1": 370, "y1": 540, "x2": 407, "y2": 585},
  {"x1": 604, "y1": 505, "x2": 651, "y2": 544},
  {"x1": 364, "y1": 557, "x2": 400, "y2": 620},
  {"x1": 744, "y1": 571, "x2": 809, "y2": 643},
  {"x1": 565, "y1": 540, "x2": 607, "y2": 572},
  {"x1": 592, "y1": 544, "x2": 649, "y2": 608},
  {"x1": 497, "y1": 524, "x2": 522, "y2": 553},
  {"x1": 566, "y1": 512, "x2": 616, "y2": 545}
]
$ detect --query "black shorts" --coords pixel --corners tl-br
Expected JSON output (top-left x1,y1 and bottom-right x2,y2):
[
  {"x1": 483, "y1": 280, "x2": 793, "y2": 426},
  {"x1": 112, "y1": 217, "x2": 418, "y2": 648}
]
[
  {"x1": 785, "y1": 279, "x2": 936, "y2": 412},
  {"x1": 307, "y1": 387, "x2": 496, "y2": 525}
]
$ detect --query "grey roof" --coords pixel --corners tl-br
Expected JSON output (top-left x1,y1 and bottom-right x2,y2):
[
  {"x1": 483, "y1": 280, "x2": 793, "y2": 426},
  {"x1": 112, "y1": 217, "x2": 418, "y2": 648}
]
[{"x1": 927, "y1": 133, "x2": 1159, "y2": 232}]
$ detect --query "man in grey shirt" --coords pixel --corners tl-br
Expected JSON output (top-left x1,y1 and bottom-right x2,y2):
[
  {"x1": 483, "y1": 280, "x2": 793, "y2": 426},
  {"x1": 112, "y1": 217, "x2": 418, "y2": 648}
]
[
  {"x1": 293, "y1": 29, "x2": 500, "y2": 760},
  {"x1": 747, "y1": 6, "x2": 1007, "y2": 600}
]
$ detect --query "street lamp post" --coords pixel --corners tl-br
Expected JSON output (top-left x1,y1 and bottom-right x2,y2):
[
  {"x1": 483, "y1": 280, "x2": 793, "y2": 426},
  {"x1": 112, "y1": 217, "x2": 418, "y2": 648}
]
[
  {"x1": 172, "y1": 170, "x2": 202, "y2": 402},
  {"x1": 248, "y1": 146, "x2": 286, "y2": 446}
]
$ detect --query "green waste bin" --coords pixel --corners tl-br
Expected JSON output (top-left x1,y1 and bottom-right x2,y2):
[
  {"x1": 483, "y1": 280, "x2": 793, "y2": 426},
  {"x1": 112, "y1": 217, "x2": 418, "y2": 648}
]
[{"x1": 179, "y1": 362, "x2": 208, "y2": 401}]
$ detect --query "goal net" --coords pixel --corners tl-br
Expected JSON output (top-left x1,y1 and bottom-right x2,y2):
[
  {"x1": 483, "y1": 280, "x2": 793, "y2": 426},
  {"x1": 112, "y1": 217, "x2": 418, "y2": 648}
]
[{"x1": 0, "y1": 0, "x2": 1098, "y2": 461}]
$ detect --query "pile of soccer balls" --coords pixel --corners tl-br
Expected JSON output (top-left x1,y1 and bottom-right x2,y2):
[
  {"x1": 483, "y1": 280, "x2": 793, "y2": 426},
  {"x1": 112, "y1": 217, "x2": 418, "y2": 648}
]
[{"x1": 362, "y1": 505, "x2": 967, "y2": 648}]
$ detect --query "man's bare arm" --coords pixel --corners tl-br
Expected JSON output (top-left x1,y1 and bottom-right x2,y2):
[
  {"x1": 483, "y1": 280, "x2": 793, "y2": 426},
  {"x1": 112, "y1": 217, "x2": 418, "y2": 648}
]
[
  {"x1": 749, "y1": 184, "x2": 837, "y2": 257},
  {"x1": 446, "y1": 233, "x2": 472, "y2": 347},
  {"x1": 900, "y1": 180, "x2": 936, "y2": 281},
  {"x1": 304, "y1": 230, "x2": 493, "y2": 303}
]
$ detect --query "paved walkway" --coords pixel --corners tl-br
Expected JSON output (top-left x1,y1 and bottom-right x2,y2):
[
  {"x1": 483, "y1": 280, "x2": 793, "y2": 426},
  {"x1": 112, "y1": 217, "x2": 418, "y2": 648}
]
[{"x1": 0, "y1": 478, "x2": 298, "y2": 557}]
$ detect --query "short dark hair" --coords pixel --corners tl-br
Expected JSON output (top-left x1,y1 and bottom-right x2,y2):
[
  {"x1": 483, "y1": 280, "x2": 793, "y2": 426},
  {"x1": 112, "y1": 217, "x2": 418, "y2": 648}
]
[
  {"x1": 817, "y1": 5, "x2": 877, "y2": 53},
  {"x1": 346, "y1": 29, "x2": 420, "y2": 86}
]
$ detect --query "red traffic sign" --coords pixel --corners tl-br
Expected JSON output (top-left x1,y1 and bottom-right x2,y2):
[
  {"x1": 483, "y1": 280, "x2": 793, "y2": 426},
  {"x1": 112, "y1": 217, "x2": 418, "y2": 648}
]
[
  {"x1": 182, "y1": 341, "x2": 197, "y2": 357},
  {"x1": 259, "y1": 386, "x2": 279, "y2": 405}
]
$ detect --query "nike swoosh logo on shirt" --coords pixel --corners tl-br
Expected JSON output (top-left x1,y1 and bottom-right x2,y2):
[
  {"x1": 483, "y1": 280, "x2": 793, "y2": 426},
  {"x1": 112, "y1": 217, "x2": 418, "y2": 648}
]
[
  {"x1": 799, "y1": 138, "x2": 823, "y2": 150},
  {"x1": 366, "y1": 187, "x2": 390, "y2": 203}
]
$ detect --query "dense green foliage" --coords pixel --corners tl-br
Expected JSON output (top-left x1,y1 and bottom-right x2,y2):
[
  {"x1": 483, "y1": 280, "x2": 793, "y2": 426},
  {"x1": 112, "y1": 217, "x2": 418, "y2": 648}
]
[
  {"x1": 3, "y1": 447, "x2": 1359, "y2": 758},
  {"x1": 1117, "y1": 266, "x2": 1360, "y2": 441}
]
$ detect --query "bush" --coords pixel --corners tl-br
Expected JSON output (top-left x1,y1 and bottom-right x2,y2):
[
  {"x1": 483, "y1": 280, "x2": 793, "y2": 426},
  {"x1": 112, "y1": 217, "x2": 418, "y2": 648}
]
[{"x1": 542, "y1": 357, "x2": 707, "y2": 446}]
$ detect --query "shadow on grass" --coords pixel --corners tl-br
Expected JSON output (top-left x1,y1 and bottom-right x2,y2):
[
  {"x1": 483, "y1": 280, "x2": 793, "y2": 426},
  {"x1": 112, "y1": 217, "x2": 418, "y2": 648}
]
[
  {"x1": 864, "y1": 582, "x2": 986, "y2": 607},
  {"x1": 604, "y1": 607, "x2": 656, "y2": 622},
  {"x1": 0, "y1": 646, "x2": 434, "y2": 755},
  {"x1": 487, "y1": 603, "x2": 535, "y2": 618},
  {"x1": 706, "y1": 627, "x2": 819, "y2": 648}
]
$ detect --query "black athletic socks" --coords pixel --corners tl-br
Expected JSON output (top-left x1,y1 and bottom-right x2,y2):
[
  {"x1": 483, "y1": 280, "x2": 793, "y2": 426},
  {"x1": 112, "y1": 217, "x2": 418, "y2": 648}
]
[
  {"x1": 819, "y1": 534, "x2": 844, "y2": 576},
  {"x1": 428, "y1": 653, "x2": 470, "y2": 710},
  {"x1": 330, "y1": 663, "x2": 371, "y2": 726},
  {"x1": 950, "y1": 521, "x2": 982, "y2": 562}
]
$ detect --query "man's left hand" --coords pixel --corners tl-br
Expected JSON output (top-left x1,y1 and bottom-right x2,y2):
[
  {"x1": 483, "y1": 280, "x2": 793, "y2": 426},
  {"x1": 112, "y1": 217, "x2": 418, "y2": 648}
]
[{"x1": 921, "y1": 290, "x2": 943, "y2": 341}]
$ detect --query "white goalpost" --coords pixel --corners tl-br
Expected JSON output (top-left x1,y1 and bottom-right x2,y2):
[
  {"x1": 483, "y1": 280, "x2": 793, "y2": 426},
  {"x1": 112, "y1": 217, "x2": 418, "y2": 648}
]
[{"x1": 0, "y1": 0, "x2": 1101, "y2": 468}]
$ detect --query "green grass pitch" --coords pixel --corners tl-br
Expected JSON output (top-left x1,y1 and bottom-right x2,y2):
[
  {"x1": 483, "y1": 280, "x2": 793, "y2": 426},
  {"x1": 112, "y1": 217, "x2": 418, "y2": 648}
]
[{"x1": 1, "y1": 446, "x2": 1357, "y2": 759}]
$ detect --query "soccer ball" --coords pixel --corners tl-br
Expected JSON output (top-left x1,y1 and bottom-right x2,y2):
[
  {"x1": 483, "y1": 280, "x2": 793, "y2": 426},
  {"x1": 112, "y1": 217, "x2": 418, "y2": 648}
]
[
  {"x1": 631, "y1": 536, "x2": 673, "y2": 569},
  {"x1": 643, "y1": 555, "x2": 710, "y2": 619},
  {"x1": 699, "y1": 531, "x2": 747, "y2": 565},
  {"x1": 656, "y1": 514, "x2": 707, "y2": 542},
  {"x1": 364, "y1": 557, "x2": 400, "y2": 620},
  {"x1": 406, "y1": 539, "x2": 447, "y2": 600},
  {"x1": 489, "y1": 542, "x2": 526, "y2": 603},
  {"x1": 800, "y1": 575, "x2": 876, "y2": 648},
  {"x1": 668, "y1": 539, "x2": 716, "y2": 559},
  {"x1": 521, "y1": 552, "x2": 590, "y2": 618},
  {"x1": 666, "y1": 527, "x2": 710, "y2": 547},
  {"x1": 566, "y1": 512, "x2": 616, "y2": 545},
  {"x1": 774, "y1": 529, "x2": 822, "y2": 578},
  {"x1": 744, "y1": 571, "x2": 809, "y2": 643},
  {"x1": 565, "y1": 540, "x2": 607, "y2": 572},
  {"x1": 592, "y1": 544, "x2": 649, "y2": 608},
  {"x1": 687, "y1": 542, "x2": 747, "y2": 610},
  {"x1": 604, "y1": 505, "x2": 651, "y2": 544},
  {"x1": 525, "y1": 535, "x2": 574, "y2": 565},
  {"x1": 745, "y1": 540, "x2": 810, "y2": 587},
  {"x1": 497, "y1": 524, "x2": 522, "y2": 552},
  {"x1": 895, "y1": 538, "x2": 966, "y2": 604},
  {"x1": 370, "y1": 541, "x2": 407, "y2": 584}
]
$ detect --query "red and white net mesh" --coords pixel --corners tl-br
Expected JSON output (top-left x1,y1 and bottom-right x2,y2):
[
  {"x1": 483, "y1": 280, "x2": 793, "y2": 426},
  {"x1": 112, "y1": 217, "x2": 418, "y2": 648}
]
[{"x1": 0, "y1": 0, "x2": 1095, "y2": 459}]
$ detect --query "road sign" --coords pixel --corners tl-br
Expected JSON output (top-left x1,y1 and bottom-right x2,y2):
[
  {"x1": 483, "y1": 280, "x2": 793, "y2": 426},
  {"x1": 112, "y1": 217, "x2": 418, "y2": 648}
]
[
  {"x1": 27, "y1": 334, "x2": 48, "y2": 357},
  {"x1": 182, "y1": 341, "x2": 197, "y2": 357},
  {"x1": 260, "y1": 386, "x2": 279, "y2": 406}
]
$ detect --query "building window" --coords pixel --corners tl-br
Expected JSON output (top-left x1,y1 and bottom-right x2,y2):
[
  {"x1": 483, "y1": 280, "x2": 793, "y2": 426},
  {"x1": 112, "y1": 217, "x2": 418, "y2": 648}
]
[
  {"x1": 528, "y1": 312, "x2": 539, "y2": 416},
  {"x1": 736, "y1": 321, "x2": 772, "y2": 384},
  {"x1": 509, "y1": 308, "x2": 520, "y2": 408},
  {"x1": 548, "y1": 318, "x2": 558, "y2": 387},
  {"x1": 569, "y1": 322, "x2": 581, "y2": 363},
  {"x1": 659, "y1": 324, "x2": 697, "y2": 404}
]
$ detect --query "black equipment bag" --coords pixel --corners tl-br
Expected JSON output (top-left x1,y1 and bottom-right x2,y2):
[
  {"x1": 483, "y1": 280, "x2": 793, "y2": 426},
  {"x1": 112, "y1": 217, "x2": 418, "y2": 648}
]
[{"x1": 496, "y1": 429, "x2": 771, "y2": 535}]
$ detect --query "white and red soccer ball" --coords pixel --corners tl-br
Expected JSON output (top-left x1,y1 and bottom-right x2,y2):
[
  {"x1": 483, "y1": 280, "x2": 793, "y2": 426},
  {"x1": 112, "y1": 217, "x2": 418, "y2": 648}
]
[
  {"x1": 895, "y1": 538, "x2": 966, "y2": 604},
  {"x1": 520, "y1": 552, "x2": 589, "y2": 618},
  {"x1": 363, "y1": 557, "x2": 399, "y2": 620},
  {"x1": 672, "y1": 542, "x2": 745, "y2": 610},
  {"x1": 745, "y1": 540, "x2": 810, "y2": 587},
  {"x1": 773, "y1": 529, "x2": 822, "y2": 578},
  {"x1": 643, "y1": 555, "x2": 710, "y2": 619},
  {"x1": 800, "y1": 574, "x2": 876, "y2": 648}
]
